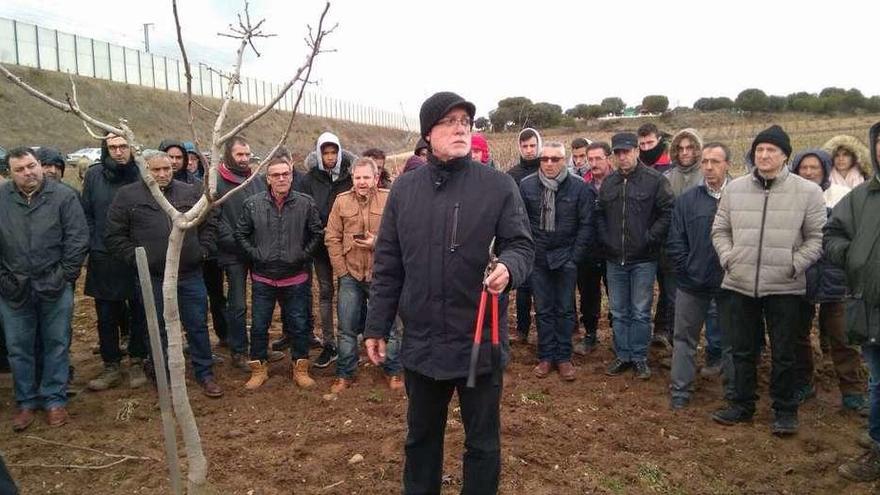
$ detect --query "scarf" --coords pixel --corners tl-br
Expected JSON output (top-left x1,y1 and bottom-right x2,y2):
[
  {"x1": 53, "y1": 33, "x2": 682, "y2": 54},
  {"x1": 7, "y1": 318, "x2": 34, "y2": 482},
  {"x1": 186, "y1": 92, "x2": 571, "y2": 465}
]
[
  {"x1": 537, "y1": 166, "x2": 568, "y2": 232},
  {"x1": 830, "y1": 166, "x2": 865, "y2": 189},
  {"x1": 640, "y1": 141, "x2": 666, "y2": 166},
  {"x1": 218, "y1": 162, "x2": 252, "y2": 185}
]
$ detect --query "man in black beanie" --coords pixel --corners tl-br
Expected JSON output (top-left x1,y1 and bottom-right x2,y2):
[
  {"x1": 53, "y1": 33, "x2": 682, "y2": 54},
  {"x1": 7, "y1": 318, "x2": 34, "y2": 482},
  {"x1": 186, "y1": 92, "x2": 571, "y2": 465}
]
[
  {"x1": 711, "y1": 124, "x2": 825, "y2": 436},
  {"x1": 364, "y1": 91, "x2": 534, "y2": 494}
]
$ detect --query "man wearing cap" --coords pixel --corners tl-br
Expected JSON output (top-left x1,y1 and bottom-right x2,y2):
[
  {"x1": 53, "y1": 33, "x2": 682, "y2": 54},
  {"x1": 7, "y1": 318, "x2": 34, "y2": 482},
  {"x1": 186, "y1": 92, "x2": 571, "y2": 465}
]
[
  {"x1": 364, "y1": 92, "x2": 534, "y2": 494},
  {"x1": 597, "y1": 132, "x2": 674, "y2": 380},
  {"x1": 711, "y1": 125, "x2": 826, "y2": 436}
]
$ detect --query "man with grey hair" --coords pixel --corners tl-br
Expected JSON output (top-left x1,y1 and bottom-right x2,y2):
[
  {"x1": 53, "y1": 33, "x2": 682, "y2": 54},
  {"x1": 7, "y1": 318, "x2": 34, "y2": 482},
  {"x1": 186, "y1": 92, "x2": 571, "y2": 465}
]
[
  {"x1": 520, "y1": 142, "x2": 595, "y2": 380},
  {"x1": 105, "y1": 150, "x2": 222, "y2": 398}
]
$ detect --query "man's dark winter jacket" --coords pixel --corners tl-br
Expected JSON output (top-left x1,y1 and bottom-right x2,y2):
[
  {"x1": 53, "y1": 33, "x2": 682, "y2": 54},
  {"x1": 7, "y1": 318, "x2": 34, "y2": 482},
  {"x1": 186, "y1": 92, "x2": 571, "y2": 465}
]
[
  {"x1": 215, "y1": 164, "x2": 267, "y2": 267},
  {"x1": 234, "y1": 191, "x2": 324, "y2": 280},
  {"x1": 596, "y1": 163, "x2": 674, "y2": 265},
  {"x1": 104, "y1": 180, "x2": 215, "y2": 279},
  {"x1": 519, "y1": 173, "x2": 595, "y2": 269},
  {"x1": 365, "y1": 155, "x2": 535, "y2": 380},
  {"x1": 666, "y1": 182, "x2": 723, "y2": 293},
  {"x1": 506, "y1": 127, "x2": 543, "y2": 186},
  {"x1": 0, "y1": 179, "x2": 89, "y2": 307},
  {"x1": 824, "y1": 121, "x2": 880, "y2": 344},
  {"x1": 159, "y1": 139, "x2": 202, "y2": 186}
]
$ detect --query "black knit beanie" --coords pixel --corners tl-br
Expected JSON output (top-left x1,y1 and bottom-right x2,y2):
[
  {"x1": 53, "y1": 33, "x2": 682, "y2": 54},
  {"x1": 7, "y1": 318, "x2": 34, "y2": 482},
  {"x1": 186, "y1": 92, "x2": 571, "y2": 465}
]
[
  {"x1": 419, "y1": 92, "x2": 476, "y2": 140},
  {"x1": 751, "y1": 125, "x2": 792, "y2": 159}
]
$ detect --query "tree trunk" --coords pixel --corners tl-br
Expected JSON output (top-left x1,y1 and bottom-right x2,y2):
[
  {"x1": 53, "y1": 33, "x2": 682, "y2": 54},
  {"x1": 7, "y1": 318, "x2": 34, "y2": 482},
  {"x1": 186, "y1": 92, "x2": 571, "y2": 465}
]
[{"x1": 162, "y1": 224, "x2": 208, "y2": 492}]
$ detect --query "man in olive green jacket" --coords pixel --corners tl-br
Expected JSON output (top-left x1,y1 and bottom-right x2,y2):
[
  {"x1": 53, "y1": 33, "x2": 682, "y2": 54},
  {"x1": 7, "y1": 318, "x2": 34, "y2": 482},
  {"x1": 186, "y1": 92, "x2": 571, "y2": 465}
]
[
  {"x1": 710, "y1": 125, "x2": 826, "y2": 436},
  {"x1": 827, "y1": 121, "x2": 880, "y2": 482}
]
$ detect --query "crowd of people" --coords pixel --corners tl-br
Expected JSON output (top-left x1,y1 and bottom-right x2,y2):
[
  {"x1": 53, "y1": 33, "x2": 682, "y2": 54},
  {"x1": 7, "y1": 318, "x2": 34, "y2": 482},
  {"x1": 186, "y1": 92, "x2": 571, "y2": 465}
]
[{"x1": 1, "y1": 90, "x2": 880, "y2": 492}]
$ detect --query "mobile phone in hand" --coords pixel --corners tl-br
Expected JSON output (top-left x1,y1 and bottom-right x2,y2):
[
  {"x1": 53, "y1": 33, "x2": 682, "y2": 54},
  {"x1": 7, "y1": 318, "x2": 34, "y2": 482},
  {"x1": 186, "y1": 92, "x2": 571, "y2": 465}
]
[{"x1": 353, "y1": 233, "x2": 366, "y2": 240}]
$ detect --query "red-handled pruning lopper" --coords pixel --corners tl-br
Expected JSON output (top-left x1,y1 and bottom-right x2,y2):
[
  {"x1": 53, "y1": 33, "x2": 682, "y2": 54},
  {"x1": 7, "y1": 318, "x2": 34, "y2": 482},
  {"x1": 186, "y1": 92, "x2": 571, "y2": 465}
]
[{"x1": 467, "y1": 238, "x2": 501, "y2": 388}]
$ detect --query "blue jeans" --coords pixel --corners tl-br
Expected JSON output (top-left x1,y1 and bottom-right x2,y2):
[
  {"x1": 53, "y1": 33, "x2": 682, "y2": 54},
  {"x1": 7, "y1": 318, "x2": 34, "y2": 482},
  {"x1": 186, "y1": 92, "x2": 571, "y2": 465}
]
[
  {"x1": 336, "y1": 275, "x2": 401, "y2": 378},
  {"x1": 0, "y1": 285, "x2": 73, "y2": 409},
  {"x1": 515, "y1": 280, "x2": 532, "y2": 337},
  {"x1": 606, "y1": 261, "x2": 657, "y2": 362},
  {"x1": 532, "y1": 263, "x2": 578, "y2": 363},
  {"x1": 251, "y1": 279, "x2": 310, "y2": 360},
  {"x1": 705, "y1": 298, "x2": 722, "y2": 363},
  {"x1": 224, "y1": 263, "x2": 250, "y2": 355},
  {"x1": 863, "y1": 345, "x2": 880, "y2": 445},
  {"x1": 135, "y1": 274, "x2": 214, "y2": 382}
]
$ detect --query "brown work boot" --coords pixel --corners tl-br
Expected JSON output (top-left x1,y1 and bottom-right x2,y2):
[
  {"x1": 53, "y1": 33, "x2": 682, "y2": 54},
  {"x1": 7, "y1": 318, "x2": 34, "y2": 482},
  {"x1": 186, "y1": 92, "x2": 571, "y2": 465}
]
[
  {"x1": 330, "y1": 377, "x2": 353, "y2": 394},
  {"x1": 533, "y1": 361, "x2": 552, "y2": 378},
  {"x1": 199, "y1": 377, "x2": 224, "y2": 398},
  {"x1": 839, "y1": 446, "x2": 880, "y2": 482},
  {"x1": 387, "y1": 374, "x2": 404, "y2": 391},
  {"x1": 12, "y1": 408, "x2": 35, "y2": 432},
  {"x1": 245, "y1": 360, "x2": 269, "y2": 390},
  {"x1": 558, "y1": 361, "x2": 576, "y2": 381},
  {"x1": 292, "y1": 359, "x2": 316, "y2": 389},
  {"x1": 46, "y1": 406, "x2": 69, "y2": 428}
]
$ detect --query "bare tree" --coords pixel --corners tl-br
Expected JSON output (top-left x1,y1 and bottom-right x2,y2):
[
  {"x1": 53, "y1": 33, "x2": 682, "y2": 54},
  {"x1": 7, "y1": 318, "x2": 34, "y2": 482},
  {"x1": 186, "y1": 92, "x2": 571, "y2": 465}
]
[{"x1": 0, "y1": 1, "x2": 335, "y2": 493}]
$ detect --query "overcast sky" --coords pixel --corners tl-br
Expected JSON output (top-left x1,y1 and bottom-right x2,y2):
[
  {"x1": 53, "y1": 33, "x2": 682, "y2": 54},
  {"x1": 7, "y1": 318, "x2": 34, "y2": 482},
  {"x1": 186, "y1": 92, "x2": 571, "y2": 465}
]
[{"x1": 2, "y1": 0, "x2": 877, "y2": 122}]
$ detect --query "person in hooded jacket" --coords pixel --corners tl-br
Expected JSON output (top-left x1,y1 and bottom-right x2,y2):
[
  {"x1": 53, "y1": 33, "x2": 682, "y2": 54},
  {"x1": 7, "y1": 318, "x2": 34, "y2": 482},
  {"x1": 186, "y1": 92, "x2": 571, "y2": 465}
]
[
  {"x1": 823, "y1": 134, "x2": 871, "y2": 190},
  {"x1": 159, "y1": 139, "x2": 200, "y2": 186},
  {"x1": 470, "y1": 133, "x2": 496, "y2": 169},
  {"x1": 789, "y1": 148, "x2": 865, "y2": 411},
  {"x1": 183, "y1": 141, "x2": 206, "y2": 180},
  {"x1": 81, "y1": 134, "x2": 148, "y2": 391},
  {"x1": 507, "y1": 127, "x2": 543, "y2": 343},
  {"x1": 364, "y1": 91, "x2": 533, "y2": 495},
  {"x1": 828, "y1": 122, "x2": 880, "y2": 482},
  {"x1": 300, "y1": 132, "x2": 354, "y2": 368}
]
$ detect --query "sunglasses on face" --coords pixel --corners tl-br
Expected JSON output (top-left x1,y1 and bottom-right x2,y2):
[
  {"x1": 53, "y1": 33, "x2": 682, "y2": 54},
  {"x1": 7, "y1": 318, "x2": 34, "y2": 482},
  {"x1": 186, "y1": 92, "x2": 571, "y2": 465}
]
[{"x1": 539, "y1": 156, "x2": 565, "y2": 164}]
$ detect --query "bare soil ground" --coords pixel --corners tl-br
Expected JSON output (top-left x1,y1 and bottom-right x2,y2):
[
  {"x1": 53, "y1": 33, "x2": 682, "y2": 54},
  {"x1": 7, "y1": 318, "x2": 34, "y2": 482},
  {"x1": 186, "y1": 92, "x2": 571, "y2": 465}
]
[{"x1": 0, "y1": 282, "x2": 875, "y2": 495}]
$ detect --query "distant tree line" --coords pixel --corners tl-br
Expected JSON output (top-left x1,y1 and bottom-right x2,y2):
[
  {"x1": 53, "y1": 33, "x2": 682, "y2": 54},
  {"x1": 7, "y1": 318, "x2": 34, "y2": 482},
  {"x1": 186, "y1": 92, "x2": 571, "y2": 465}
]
[{"x1": 480, "y1": 87, "x2": 880, "y2": 132}]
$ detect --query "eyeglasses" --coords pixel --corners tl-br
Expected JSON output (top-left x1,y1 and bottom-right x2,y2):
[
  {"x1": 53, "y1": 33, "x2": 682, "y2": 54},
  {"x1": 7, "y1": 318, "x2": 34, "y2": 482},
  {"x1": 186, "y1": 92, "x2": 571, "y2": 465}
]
[
  {"x1": 436, "y1": 116, "x2": 472, "y2": 128},
  {"x1": 268, "y1": 172, "x2": 292, "y2": 180},
  {"x1": 539, "y1": 156, "x2": 565, "y2": 164}
]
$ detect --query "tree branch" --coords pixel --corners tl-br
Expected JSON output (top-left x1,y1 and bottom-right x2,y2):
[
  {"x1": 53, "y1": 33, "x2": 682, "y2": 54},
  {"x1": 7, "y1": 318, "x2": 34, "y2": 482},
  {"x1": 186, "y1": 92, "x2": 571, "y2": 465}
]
[{"x1": 172, "y1": 0, "x2": 199, "y2": 148}]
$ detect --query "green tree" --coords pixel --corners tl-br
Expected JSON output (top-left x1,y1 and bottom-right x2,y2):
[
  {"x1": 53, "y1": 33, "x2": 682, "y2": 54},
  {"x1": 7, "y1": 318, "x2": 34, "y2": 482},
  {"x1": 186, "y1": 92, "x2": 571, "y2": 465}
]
[
  {"x1": 767, "y1": 95, "x2": 788, "y2": 112},
  {"x1": 641, "y1": 95, "x2": 669, "y2": 113},
  {"x1": 600, "y1": 97, "x2": 626, "y2": 115},
  {"x1": 529, "y1": 102, "x2": 563, "y2": 128},
  {"x1": 474, "y1": 116, "x2": 490, "y2": 131},
  {"x1": 735, "y1": 88, "x2": 769, "y2": 112}
]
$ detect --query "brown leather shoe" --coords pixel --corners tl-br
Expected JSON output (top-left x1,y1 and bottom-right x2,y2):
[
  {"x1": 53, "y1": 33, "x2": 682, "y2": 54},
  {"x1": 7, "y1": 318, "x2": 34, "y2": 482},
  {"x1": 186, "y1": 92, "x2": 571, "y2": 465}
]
[
  {"x1": 330, "y1": 377, "x2": 353, "y2": 394},
  {"x1": 12, "y1": 408, "x2": 35, "y2": 432},
  {"x1": 558, "y1": 361, "x2": 576, "y2": 381},
  {"x1": 200, "y1": 378, "x2": 224, "y2": 398},
  {"x1": 533, "y1": 361, "x2": 552, "y2": 378},
  {"x1": 46, "y1": 406, "x2": 68, "y2": 428},
  {"x1": 387, "y1": 374, "x2": 404, "y2": 391}
]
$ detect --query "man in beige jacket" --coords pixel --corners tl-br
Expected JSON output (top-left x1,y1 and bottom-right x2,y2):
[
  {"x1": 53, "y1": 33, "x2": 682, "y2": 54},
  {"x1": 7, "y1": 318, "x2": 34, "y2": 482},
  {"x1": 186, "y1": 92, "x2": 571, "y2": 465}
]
[
  {"x1": 710, "y1": 125, "x2": 826, "y2": 436},
  {"x1": 325, "y1": 157, "x2": 401, "y2": 394}
]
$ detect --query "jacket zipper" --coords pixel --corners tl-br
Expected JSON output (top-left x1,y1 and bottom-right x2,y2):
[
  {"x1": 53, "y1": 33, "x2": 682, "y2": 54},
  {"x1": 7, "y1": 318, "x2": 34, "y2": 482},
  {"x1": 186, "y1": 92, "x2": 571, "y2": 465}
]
[
  {"x1": 754, "y1": 188, "x2": 770, "y2": 297},
  {"x1": 449, "y1": 202, "x2": 461, "y2": 253},
  {"x1": 621, "y1": 177, "x2": 627, "y2": 265}
]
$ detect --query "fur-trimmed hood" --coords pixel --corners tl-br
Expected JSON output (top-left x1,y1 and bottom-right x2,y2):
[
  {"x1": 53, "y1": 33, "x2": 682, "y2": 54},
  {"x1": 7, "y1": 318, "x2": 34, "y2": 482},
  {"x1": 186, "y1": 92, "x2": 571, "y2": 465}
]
[
  {"x1": 669, "y1": 128, "x2": 703, "y2": 166},
  {"x1": 822, "y1": 134, "x2": 871, "y2": 178}
]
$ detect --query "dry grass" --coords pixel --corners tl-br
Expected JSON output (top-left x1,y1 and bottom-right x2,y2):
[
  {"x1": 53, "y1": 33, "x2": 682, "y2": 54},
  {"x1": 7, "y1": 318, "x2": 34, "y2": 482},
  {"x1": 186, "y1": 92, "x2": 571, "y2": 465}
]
[
  {"x1": 0, "y1": 66, "x2": 417, "y2": 160},
  {"x1": 486, "y1": 112, "x2": 880, "y2": 177}
]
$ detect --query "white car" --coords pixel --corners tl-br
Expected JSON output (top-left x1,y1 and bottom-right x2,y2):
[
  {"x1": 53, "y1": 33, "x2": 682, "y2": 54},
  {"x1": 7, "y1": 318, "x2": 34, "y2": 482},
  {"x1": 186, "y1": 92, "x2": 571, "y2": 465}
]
[{"x1": 66, "y1": 147, "x2": 101, "y2": 163}]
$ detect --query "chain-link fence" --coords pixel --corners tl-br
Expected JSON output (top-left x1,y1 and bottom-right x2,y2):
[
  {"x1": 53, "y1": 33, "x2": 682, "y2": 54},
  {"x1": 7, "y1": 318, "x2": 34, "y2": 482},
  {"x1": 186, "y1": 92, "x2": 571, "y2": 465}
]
[{"x1": 0, "y1": 17, "x2": 415, "y2": 131}]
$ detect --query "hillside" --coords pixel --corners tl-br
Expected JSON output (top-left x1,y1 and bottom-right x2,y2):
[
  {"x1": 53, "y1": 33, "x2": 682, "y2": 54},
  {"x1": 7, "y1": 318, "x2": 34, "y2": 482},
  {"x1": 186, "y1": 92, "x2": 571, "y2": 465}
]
[{"x1": 0, "y1": 66, "x2": 417, "y2": 161}]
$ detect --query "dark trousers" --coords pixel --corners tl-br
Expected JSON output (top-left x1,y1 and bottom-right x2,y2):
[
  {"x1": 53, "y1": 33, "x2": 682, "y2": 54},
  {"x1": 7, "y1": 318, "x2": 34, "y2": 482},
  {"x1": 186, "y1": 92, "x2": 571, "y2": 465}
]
[
  {"x1": 515, "y1": 281, "x2": 532, "y2": 338},
  {"x1": 403, "y1": 370, "x2": 502, "y2": 495},
  {"x1": 223, "y1": 263, "x2": 250, "y2": 355},
  {"x1": 0, "y1": 453, "x2": 17, "y2": 495},
  {"x1": 312, "y1": 247, "x2": 336, "y2": 346},
  {"x1": 202, "y1": 258, "x2": 228, "y2": 342},
  {"x1": 793, "y1": 301, "x2": 865, "y2": 396},
  {"x1": 652, "y1": 259, "x2": 677, "y2": 338},
  {"x1": 721, "y1": 291, "x2": 810, "y2": 416},
  {"x1": 576, "y1": 258, "x2": 608, "y2": 343},
  {"x1": 95, "y1": 298, "x2": 147, "y2": 363},
  {"x1": 532, "y1": 263, "x2": 577, "y2": 363}
]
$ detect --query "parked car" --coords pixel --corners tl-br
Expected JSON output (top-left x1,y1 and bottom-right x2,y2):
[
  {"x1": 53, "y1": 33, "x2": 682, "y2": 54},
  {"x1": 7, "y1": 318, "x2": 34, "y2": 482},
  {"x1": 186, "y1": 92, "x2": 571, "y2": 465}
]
[{"x1": 66, "y1": 147, "x2": 101, "y2": 164}]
